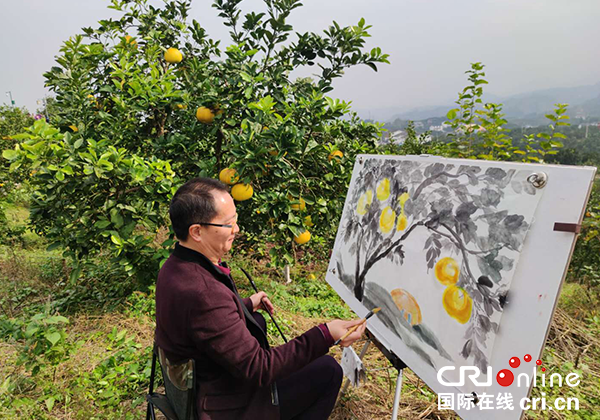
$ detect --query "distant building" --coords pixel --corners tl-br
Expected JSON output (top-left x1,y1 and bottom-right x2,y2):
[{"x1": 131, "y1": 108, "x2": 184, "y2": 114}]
[
  {"x1": 379, "y1": 130, "x2": 407, "y2": 146},
  {"x1": 429, "y1": 125, "x2": 446, "y2": 132}
]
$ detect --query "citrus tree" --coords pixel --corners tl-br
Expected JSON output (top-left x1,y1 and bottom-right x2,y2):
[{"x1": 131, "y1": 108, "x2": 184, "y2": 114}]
[
  {"x1": 444, "y1": 63, "x2": 566, "y2": 162},
  {"x1": 1, "y1": 105, "x2": 34, "y2": 181},
  {"x1": 4, "y1": 0, "x2": 389, "y2": 282}
]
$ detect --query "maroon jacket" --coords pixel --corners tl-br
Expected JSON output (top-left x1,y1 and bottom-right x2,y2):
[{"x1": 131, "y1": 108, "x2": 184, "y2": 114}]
[{"x1": 154, "y1": 243, "x2": 331, "y2": 420}]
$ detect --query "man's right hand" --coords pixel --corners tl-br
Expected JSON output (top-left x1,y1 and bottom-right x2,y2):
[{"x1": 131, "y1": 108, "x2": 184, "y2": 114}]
[{"x1": 326, "y1": 319, "x2": 366, "y2": 347}]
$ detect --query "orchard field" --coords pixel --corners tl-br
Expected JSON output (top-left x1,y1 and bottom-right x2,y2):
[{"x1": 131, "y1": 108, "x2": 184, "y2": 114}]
[{"x1": 1, "y1": 0, "x2": 599, "y2": 419}]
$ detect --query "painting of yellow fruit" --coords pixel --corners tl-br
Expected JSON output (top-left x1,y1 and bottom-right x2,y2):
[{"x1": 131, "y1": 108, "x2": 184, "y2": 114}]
[
  {"x1": 376, "y1": 178, "x2": 390, "y2": 201},
  {"x1": 397, "y1": 214, "x2": 408, "y2": 231},
  {"x1": 435, "y1": 257, "x2": 460, "y2": 286},
  {"x1": 391, "y1": 288, "x2": 422, "y2": 326},
  {"x1": 356, "y1": 190, "x2": 373, "y2": 215},
  {"x1": 379, "y1": 206, "x2": 396, "y2": 234},
  {"x1": 442, "y1": 285, "x2": 473, "y2": 324},
  {"x1": 399, "y1": 192, "x2": 409, "y2": 206}
]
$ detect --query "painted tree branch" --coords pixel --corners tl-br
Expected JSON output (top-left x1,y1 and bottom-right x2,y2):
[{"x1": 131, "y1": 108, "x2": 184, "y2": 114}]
[
  {"x1": 439, "y1": 222, "x2": 476, "y2": 283},
  {"x1": 354, "y1": 220, "x2": 426, "y2": 300},
  {"x1": 429, "y1": 228, "x2": 503, "y2": 256},
  {"x1": 412, "y1": 171, "x2": 473, "y2": 200}
]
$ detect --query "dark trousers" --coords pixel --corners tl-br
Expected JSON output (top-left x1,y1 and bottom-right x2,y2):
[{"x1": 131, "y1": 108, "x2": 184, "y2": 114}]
[{"x1": 251, "y1": 312, "x2": 343, "y2": 420}]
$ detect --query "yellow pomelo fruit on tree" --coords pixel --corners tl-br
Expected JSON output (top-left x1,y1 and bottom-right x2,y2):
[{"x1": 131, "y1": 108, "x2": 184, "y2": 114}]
[
  {"x1": 290, "y1": 197, "x2": 306, "y2": 211},
  {"x1": 376, "y1": 178, "x2": 390, "y2": 201},
  {"x1": 397, "y1": 214, "x2": 408, "y2": 231},
  {"x1": 231, "y1": 183, "x2": 253, "y2": 201},
  {"x1": 391, "y1": 288, "x2": 422, "y2": 326},
  {"x1": 294, "y1": 230, "x2": 311, "y2": 245},
  {"x1": 328, "y1": 150, "x2": 343, "y2": 161},
  {"x1": 356, "y1": 190, "x2": 373, "y2": 215},
  {"x1": 442, "y1": 285, "x2": 473, "y2": 324},
  {"x1": 196, "y1": 106, "x2": 215, "y2": 124},
  {"x1": 125, "y1": 35, "x2": 137, "y2": 46},
  {"x1": 379, "y1": 206, "x2": 396, "y2": 234},
  {"x1": 219, "y1": 168, "x2": 239, "y2": 185},
  {"x1": 435, "y1": 257, "x2": 460, "y2": 286},
  {"x1": 164, "y1": 47, "x2": 183, "y2": 63},
  {"x1": 176, "y1": 103, "x2": 187, "y2": 110}
]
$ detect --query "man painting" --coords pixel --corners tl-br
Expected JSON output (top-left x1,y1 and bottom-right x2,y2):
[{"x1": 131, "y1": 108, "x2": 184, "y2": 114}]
[{"x1": 155, "y1": 177, "x2": 365, "y2": 419}]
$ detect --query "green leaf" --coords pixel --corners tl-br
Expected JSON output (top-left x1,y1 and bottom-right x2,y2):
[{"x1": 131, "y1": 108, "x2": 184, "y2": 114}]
[
  {"x1": 46, "y1": 242, "x2": 62, "y2": 251},
  {"x1": 95, "y1": 220, "x2": 111, "y2": 229},
  {"x1": 45, "y1": 397, "x2": 55, "y2": 412},
  {"x1": 47, "y1": 315, "x2": 69, "y2": 324},
  {"x1": 240, "y1": 72, "x2": 252, "y2": 82},
  {"x1": 446, "y1": 109, "x2": 458, "y2": 120},
  {"x1": 55, "y1": 171, "x2": 65, "y2": 181},
  {"x1": 2, "y1": 149, "x2": 19, "y2": 160},
  {"x1": 45, "y1": 332, "x2": 62, "y2": 346},
  {"x1": 111, "y1": 234, "x2": 124, "y2": 246}
]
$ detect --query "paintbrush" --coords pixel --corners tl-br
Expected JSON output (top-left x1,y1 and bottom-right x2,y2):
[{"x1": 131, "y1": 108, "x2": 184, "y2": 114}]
[
  {"x1": 240, "y1": 267, "x2": 288, "y2": 343},
  {"x1": 334, "y1": 308, "x2": 381, "y2": 346}
]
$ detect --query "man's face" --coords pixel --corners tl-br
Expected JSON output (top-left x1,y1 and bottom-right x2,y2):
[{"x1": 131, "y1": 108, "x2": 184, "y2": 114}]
[{"x1": 200, "y1": 190, "x2": 239, "y2": 258}]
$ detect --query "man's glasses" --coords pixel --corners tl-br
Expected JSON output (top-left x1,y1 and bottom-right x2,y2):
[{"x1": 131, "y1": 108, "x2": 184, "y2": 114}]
[{"x1": 196, "y1": 215, "x2": 238, "y2": 233}]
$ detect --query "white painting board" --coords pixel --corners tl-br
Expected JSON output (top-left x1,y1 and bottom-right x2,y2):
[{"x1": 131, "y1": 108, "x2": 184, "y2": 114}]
[{"x1": 325, "y1": 154, "x2": 595, "y2": 420}]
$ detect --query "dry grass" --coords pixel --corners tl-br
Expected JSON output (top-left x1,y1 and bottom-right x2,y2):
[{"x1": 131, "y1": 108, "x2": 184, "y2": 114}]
[{"x1": 1, "y1": 234, "x2": 599, "y2": 419}]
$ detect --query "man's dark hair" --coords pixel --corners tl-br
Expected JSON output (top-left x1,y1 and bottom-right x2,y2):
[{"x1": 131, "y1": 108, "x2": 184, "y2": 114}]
[{"x1": 169, "y1": 177, "x2": 228, "y2": 241}]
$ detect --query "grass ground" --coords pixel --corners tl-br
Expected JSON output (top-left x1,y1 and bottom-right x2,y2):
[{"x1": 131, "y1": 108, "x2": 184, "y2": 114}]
[{"x1": 1, "y1": 204, "x2": 599, "y2": 419}]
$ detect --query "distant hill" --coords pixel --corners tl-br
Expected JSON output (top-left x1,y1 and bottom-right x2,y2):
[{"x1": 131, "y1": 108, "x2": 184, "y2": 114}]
[
  {"x1": 501, "y1": 82, "x2": 600, "y2": 119},
  {"x1": 363, "y1": 82, "x2": 600, "y2": 125}
]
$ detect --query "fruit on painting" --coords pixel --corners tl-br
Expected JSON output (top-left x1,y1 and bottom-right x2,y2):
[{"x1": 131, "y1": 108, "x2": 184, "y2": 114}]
[
  {"x1": 442, "y1": 285, "x2": 473, "y2": 324},
  {"x1": 356, "y1": 190, "x2": 373, "y2": 215},
  {"x1": 376, "y1": 178, "x2": 390, "y2": 201},
  {"x1": 435, "y1": 257, "x2": 460, "y2": 286},
  {"x1": 397, "y1": 214, "x2": 408, "y2": 231},
  {"x1": 379, "y1": 206, "x2": 396, "y2": 234},
  {"x1": 391, "y1": 288, "x2": 422, "y2": 326},
  {"x1": 398, "y1": 192, "x2": 409, "y2": 206}
]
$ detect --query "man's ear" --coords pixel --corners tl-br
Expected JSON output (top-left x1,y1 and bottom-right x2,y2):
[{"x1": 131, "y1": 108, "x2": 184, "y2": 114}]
[{"x1": 188, "y1": 224, "x2": 202, "y2": 242}]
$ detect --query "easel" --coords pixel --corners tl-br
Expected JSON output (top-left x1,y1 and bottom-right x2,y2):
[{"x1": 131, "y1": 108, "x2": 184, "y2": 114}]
[{"x1": 339, "y1": 329, "x2": 408, "y2": 420}]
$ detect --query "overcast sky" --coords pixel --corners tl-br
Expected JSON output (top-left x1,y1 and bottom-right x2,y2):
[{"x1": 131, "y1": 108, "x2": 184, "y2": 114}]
[{"x1": 1, "y1": 0, "x2": 599, "y2": 118}]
